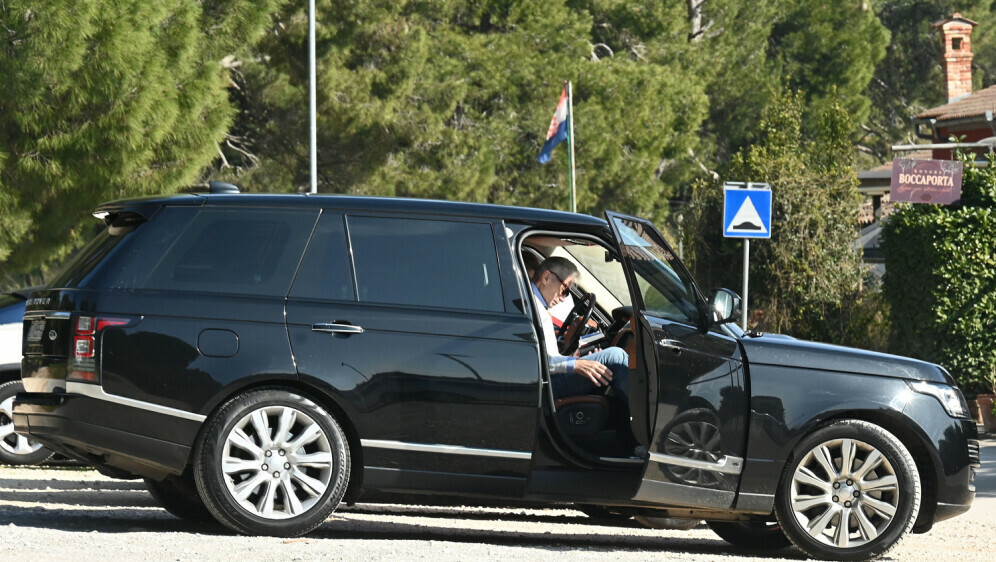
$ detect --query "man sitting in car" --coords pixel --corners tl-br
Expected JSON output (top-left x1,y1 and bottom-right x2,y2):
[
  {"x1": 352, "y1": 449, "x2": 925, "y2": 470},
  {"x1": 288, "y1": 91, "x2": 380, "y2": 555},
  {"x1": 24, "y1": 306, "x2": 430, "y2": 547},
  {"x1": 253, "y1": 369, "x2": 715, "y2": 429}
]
[{"x1": 530, "y1": 257, "x2": 629, "y2": 403}]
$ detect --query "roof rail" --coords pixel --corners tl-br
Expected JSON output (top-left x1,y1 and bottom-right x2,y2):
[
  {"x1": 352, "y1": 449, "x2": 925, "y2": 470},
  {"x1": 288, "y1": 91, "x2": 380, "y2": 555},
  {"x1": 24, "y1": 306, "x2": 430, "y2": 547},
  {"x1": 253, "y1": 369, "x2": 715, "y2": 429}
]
[{"x1": 208, "y1": 181, "x2": 240, "y2": 194}]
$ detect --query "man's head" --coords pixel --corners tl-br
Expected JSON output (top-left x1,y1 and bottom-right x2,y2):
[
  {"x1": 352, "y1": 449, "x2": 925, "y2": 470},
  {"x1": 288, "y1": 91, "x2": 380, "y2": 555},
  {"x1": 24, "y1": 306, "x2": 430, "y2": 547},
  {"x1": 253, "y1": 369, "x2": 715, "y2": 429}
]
[{"x1": 532, "y1": 256, "x2": 579, "y2": 308}]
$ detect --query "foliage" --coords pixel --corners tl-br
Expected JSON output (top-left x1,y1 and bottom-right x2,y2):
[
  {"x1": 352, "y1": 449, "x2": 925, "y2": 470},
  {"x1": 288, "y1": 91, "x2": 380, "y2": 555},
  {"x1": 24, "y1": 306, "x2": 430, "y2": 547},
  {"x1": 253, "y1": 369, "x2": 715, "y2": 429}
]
[
  {"x1": 216, "y1": 0, "x2": 711, "y2": 225},
  {"x1": 0, "y1": 0, "x2": 286, "y2": 277},
  {"x1": 685, "y1": 89, "x2": 866, "y2": 341},
  {"x1": 882, "y1": 150, "x2": 996, "y2": 393},
  {"x1": 769, "y1": 0, "x2": 890, "y2": 138}
]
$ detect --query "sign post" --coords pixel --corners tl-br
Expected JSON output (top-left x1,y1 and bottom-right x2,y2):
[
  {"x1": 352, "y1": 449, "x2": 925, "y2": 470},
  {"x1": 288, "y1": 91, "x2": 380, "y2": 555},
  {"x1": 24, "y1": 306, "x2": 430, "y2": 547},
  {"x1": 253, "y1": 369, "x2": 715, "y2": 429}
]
[{"x1": 723, "y1": 182, "x2": 772, "y2": 330}]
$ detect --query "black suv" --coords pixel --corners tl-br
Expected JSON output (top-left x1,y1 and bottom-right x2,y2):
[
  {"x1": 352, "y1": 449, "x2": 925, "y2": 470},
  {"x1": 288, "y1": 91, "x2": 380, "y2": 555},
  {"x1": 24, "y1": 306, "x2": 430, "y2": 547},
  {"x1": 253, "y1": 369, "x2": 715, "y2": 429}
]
[{"x1": 14, "y1": 188, "x2": 979, "y2": 560}]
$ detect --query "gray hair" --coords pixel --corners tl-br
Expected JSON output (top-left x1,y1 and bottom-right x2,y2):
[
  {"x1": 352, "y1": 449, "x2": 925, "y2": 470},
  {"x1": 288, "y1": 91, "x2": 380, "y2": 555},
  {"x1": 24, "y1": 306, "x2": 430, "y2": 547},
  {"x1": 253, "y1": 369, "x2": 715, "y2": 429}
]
[{"x1": 533, "y1": 256, "x2": 579, "y2": 284}]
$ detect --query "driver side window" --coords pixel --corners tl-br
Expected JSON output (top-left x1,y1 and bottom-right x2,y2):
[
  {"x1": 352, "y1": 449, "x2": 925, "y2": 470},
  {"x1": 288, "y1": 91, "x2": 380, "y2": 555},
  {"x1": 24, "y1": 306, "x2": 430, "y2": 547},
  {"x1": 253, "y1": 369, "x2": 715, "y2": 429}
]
[{"x1": 614, "y1": 218, "x2": 702, "y2": 326}]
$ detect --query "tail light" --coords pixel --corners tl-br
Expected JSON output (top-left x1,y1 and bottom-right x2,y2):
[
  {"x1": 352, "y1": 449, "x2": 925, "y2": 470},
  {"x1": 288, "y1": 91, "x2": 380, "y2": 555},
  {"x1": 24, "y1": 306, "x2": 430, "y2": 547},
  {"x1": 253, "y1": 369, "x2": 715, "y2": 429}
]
[{"x1": 69, "y1": 316, "x2": 129, "y2": 383}]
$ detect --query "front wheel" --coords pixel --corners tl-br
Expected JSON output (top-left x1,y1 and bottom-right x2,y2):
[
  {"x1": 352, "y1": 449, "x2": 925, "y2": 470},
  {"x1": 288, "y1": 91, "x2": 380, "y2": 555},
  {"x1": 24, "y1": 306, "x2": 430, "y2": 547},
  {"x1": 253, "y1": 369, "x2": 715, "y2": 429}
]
[
  {"x1": 193, "y1": 389, "x2": 350, "y2": 536},
  {"x1": 774, "y1": 419, "x2": 920, "y2": 561}
]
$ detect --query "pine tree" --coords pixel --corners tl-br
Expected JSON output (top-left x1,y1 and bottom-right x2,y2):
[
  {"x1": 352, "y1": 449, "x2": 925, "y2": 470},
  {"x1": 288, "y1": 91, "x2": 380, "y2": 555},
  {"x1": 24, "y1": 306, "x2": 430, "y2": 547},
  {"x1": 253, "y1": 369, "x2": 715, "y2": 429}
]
[
  {"x1": 0, "y1": 0, "x2": 285, "y2": 276},
  {"x1": 218, "y1": 0, "x2": 710, "y2": 224}
]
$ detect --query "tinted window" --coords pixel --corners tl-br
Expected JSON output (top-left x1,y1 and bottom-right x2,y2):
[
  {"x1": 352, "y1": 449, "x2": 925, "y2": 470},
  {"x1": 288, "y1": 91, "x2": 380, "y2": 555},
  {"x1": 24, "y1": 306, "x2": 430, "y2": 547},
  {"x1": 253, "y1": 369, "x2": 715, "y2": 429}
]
[
  {"x1": 348, "y1": 216, "x2": 504, "y2": 312},
  {"x1": 89, "y1": 207, "x2": 198, "y2": 289},
  {"x1": 289, "y1": 213, "x2": 355, "y2": 301},
  {"x1": 141, "y1": 208, "x2": 319, "y2": 296},
  {"x1": 611, "y1": 216, "x2": 703, "y2": 325},
  {"x1": 50, "y1": 208, "x2": 196, "y2": 289}
]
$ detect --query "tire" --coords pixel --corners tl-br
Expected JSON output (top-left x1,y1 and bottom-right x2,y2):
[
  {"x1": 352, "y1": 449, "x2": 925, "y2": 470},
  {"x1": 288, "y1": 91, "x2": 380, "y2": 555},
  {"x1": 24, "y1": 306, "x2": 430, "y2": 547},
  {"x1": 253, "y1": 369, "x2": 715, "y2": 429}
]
[
  {"x1": 774, "y1": 420, "x2": 921, "y2": 561},
  {"x1": 0, "y1": 380, "x2": 54, "y2": 466},
  {"x1": 193, "y1": 389, "x2": 350, "y2": 537},
  {"x1": 144, "y1": 471, "x2": 214, "y2": 522},
  {"x1": 708, "y1": 520, "x2": 791, "y2": 550}
]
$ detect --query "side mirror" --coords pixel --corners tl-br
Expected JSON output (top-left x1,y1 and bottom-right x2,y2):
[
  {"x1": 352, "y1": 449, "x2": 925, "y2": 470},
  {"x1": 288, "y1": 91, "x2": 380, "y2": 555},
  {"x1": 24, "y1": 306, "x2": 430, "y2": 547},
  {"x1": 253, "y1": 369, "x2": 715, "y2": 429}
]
[{"x1": 709, "y1": 288, "x2": 741, "y2": 325}]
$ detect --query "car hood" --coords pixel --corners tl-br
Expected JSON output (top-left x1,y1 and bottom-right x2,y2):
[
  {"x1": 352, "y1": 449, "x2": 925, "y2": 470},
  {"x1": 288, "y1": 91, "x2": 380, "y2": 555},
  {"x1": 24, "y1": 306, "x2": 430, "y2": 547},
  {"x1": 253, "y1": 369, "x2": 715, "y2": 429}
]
[{"x1": 740, "y1": 335, "x2": 952, "y2": 384}]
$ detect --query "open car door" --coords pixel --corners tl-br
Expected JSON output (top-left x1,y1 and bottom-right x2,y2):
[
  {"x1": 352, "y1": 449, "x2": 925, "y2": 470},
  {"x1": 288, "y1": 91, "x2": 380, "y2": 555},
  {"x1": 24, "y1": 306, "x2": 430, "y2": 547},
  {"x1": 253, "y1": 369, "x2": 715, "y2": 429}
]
[{"x1": 605, "y1": 211, "x2": 747, "y2": 510}]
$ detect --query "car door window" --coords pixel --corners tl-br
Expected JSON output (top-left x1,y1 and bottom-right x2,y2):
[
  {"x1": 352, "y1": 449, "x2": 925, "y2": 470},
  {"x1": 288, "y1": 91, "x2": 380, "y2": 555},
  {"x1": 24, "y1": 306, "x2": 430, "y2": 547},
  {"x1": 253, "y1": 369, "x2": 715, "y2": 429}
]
[
  {"x1": 289, "y1": 213, "x2": 356, "y2": 302},
  {"x1": 612, "y1": 216, "x2": 703, "y2": 325},
  {"x1": 347, "y1": 216, "x2": 505, "y2": 312}
]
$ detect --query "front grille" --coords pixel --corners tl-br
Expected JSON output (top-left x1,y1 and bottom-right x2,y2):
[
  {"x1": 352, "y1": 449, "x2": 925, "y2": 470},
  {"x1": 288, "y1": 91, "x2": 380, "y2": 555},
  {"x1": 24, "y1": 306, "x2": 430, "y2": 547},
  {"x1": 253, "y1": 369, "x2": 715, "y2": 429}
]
[{"x1": 967, "y1": 439, "x2": 981, "y2": 467}]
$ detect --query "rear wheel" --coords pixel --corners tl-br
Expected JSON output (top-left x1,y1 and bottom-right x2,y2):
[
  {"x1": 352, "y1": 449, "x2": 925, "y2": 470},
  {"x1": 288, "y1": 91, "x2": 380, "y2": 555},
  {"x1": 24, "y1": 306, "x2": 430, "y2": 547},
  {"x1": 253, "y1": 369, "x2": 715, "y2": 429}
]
[
  {"x1": 774, "y1": 420, "x2": 920, "y2": 561},
  {"x1": 0, "y1": 380, "x2": 54, "y2": 466},
  {"x1": 708, "y1": 520, "x2": 791, "y2": 549},
  {"x1": 193, "y1": 389, "x2": 350, "y2": 536}
]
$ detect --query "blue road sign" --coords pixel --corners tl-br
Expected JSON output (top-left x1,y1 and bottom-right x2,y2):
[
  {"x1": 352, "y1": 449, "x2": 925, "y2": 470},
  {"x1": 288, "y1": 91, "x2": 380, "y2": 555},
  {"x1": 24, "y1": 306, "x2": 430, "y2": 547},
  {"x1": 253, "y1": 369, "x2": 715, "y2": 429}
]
[{"x1": 723, "y1": 186, "x2": 772, "y2": 239}]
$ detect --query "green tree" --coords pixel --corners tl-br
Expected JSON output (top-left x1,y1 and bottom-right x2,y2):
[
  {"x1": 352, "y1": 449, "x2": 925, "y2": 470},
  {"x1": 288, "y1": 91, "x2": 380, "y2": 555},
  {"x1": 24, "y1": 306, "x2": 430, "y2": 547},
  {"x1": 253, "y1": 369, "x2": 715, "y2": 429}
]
[
  {"x1": 217, "y1": 0, "x2": 710, "y2": 223},
  {"x1": 769, "y1": 0, "x2": 890, "y2": 136},
  {"x1": 685, "y1": 89, "x2": 866, "y2": 340},
  {"x1": 0, "y1": 0, "x2": 285, "y2": 277},
  {"x1": 882, "y1": 150, "x2": 996, "y2": 393}
]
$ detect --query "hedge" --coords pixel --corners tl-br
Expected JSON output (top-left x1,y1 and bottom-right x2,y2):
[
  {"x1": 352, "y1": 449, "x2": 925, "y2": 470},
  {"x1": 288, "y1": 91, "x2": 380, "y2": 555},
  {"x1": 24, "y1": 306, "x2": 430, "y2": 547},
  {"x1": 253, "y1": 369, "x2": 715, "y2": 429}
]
[{"x1": 882, "y1": 152, "x2": 996, "y2": 394}]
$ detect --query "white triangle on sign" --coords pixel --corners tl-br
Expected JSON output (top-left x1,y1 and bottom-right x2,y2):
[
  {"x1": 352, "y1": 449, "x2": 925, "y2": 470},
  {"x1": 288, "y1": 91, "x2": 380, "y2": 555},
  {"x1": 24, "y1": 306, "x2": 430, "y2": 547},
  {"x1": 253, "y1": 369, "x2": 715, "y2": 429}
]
[{"x1": 728, "y1": 196, "x2": 767, "y2": 234}]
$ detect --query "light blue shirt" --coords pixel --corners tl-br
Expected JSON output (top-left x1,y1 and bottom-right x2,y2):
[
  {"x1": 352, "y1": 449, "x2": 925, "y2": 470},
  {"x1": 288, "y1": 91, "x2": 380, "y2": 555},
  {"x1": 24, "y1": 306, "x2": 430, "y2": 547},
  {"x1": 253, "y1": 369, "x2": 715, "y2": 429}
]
[{"x1": 531, "y1": 282, "x2": 575, "y2": 374}]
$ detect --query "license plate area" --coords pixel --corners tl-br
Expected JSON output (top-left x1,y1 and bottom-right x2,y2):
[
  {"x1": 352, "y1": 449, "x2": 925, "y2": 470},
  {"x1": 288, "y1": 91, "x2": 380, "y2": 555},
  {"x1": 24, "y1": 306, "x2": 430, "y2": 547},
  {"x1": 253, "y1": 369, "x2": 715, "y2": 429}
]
[{"x1": 26, "y1": 318, "x2": 46, "y2": 343}]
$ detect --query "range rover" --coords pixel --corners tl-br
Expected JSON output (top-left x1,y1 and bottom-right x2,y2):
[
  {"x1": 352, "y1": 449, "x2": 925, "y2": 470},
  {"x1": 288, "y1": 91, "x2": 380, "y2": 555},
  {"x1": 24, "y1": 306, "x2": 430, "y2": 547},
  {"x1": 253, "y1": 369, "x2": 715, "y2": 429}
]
[{"x1": 13, "y1": 184, "x2": 979, "y2": 560}]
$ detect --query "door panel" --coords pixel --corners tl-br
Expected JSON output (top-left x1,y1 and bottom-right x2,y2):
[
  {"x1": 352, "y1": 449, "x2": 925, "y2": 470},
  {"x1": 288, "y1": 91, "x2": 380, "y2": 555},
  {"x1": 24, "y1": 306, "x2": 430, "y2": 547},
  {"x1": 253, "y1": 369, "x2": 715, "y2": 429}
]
[
  {"x1": 286, "y1": 212, "x2": 541, "y2": 481},
  {"x1": 605, "y1": 211, "x2": 746, "y2": 507}
]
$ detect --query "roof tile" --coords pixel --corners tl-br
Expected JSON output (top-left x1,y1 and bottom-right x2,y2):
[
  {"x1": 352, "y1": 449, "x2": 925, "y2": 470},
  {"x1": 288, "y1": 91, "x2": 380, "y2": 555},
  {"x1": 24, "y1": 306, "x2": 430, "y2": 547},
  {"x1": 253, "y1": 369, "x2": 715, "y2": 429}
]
[{"x1": 915, "y1": 84, "x2": 996, "y2": 121}]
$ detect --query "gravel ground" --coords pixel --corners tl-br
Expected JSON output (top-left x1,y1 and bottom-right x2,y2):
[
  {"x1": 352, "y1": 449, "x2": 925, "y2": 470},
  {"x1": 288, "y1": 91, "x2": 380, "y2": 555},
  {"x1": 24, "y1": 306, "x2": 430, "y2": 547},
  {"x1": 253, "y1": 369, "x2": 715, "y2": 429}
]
[{"x1": 1, "y1": 437, "x2": 993, "y2": 561}]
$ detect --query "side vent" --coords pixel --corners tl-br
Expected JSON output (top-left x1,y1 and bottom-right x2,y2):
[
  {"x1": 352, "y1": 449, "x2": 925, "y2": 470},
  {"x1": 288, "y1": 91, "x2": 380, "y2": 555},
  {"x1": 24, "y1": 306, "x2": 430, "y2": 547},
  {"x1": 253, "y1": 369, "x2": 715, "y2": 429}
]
[{"x1": 209, "y1": 180, "x2": 241, "y2": 194}]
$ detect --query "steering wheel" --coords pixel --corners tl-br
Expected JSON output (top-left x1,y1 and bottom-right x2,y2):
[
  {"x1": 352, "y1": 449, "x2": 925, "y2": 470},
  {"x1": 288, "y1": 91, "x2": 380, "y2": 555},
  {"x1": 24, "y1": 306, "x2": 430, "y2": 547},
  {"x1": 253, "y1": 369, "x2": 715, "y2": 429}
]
[{"x1": 559, "y1": 292, "x2": 596, "y2": 356}]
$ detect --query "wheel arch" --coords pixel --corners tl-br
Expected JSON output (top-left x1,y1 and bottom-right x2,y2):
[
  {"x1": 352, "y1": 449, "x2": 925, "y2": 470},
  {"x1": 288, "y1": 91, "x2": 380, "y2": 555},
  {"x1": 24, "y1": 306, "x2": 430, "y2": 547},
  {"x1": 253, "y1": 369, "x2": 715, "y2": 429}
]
[
  {"x1": 802, "y1": 409, "x2": 940, "y2": 533},
  {"x1": 771, "y1": 408, "x2": 939, "y2": 534},
  {"x1": 189, "y1": 377, "x2": 365, "y2": 505}
]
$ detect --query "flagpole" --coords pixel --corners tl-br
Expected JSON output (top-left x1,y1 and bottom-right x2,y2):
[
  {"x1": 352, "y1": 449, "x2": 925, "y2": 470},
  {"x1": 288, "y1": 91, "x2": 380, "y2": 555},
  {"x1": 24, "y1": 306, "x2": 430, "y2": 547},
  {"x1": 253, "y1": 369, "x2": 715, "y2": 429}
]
[
  {"x1": 567, "y1": 81, "x2": 577, "y2": 213},
  {"x1": 308, "y1": 0, "x2": 317, "y2": 194}
]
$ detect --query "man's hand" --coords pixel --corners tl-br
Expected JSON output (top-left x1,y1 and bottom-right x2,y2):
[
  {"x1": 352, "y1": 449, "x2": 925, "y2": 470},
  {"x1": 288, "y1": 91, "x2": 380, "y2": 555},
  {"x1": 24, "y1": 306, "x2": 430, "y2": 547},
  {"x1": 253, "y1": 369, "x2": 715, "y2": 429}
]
[{"x1": 574, "y1": 359, "x2": 612, "y2": 387}]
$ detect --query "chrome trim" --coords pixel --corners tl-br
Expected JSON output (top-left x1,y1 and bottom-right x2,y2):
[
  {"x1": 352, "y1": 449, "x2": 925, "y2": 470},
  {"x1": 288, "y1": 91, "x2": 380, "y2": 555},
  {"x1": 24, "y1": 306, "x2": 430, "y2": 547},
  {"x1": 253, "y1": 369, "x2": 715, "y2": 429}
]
[
  {"x1": 22, "y1": 311, "x2": 71, "y2": 320},
  {"x1": 66, "y1": 382, "x2": 206, "y2": 422},
  {"x1": 649, "y1": 452, "x2": 744, "y2": 475},
  {"x1": 599, "y1": 456, "x2": 644, "y2": 464},
  {"x1": 312, "y1": 323, "x2": 364, "y2": 334},
  {"x1": 361, "y1": 439, "x2": 531, "y2": 460}
]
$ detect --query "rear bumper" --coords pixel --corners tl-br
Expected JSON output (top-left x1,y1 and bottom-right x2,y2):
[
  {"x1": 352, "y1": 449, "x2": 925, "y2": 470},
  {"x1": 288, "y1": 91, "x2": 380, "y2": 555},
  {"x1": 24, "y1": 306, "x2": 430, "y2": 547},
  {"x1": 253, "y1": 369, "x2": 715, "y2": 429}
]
[{"x1": 13, "y1": 391, "x2": 201, "y2": 479}]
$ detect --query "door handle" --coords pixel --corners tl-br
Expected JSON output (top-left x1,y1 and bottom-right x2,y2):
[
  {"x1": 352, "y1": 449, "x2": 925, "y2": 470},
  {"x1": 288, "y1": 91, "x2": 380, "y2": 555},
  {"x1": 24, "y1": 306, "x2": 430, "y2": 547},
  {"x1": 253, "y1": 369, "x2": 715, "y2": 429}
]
[
  {"x1": 658, "y1": 338, "x2": 685, "y2": 354},
  {"x1": 312, "y1": 323, "x2": 364, "y2": 335}
]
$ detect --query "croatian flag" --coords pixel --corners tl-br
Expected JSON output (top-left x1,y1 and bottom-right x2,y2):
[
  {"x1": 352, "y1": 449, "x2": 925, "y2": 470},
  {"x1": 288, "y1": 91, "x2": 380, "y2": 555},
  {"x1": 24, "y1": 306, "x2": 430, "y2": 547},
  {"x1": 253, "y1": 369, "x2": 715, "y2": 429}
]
[{"x1": 538, "y1": 86, "x2": 569, "y2": 164}]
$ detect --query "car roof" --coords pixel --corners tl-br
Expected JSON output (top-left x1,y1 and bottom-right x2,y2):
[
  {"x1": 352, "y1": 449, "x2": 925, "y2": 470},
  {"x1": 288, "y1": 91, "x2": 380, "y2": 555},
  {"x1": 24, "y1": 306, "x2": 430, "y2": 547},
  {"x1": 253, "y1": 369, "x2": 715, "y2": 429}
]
[{"x1": 95, "y1": 193, "x2": 609, "y2": 228}]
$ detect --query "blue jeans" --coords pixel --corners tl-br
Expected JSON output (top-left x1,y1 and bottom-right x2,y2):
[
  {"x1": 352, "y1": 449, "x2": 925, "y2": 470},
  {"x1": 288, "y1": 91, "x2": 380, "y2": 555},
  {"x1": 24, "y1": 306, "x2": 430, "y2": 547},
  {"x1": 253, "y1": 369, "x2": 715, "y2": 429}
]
[{"x1": 551, "y1": 347, "x2": 629, "y2": 404}]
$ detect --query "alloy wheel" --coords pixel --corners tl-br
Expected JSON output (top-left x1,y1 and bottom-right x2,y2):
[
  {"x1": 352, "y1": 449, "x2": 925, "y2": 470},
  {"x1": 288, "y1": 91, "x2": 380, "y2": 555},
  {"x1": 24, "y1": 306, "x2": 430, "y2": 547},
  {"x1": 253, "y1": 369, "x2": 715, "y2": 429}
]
[
  {"x1": 221, "y1": 404, "x2": 336, "y2": 519},
  {"x1": 0, "y1": 392, "x2": 47, "y2": 457},
  {"x1": 789, "y1": 437, "x2": 900, "y2": 549}
]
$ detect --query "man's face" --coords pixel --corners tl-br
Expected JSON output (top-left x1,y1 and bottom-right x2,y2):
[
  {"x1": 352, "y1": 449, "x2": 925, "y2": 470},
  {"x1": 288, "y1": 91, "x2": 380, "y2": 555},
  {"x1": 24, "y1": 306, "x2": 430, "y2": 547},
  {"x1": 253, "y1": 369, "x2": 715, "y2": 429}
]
[{"x1": 539, "y1": 269, "x2": 574, "y2": 309}]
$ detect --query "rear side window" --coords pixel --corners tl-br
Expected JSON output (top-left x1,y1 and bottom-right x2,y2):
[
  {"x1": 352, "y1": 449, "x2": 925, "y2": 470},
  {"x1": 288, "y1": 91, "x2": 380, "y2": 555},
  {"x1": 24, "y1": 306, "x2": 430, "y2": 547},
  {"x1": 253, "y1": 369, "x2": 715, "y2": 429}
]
[
  {"x1": 347, "y1": 216, "x2": 504, "y2": 312},
  {"x1": 141, "y1": 208, "x2": 319, "y2": 296},
  {"x1": 51, "y1": 208, "x2": 195, "y2": 289}
]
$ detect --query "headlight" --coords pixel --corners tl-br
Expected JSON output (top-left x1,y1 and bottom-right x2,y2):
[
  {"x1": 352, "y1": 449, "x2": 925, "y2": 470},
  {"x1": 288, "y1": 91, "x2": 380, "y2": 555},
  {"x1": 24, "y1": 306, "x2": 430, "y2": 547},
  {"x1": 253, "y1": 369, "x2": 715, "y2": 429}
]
[{"x1": 908, "y1": 381, "x2": 969, "y2": 418}]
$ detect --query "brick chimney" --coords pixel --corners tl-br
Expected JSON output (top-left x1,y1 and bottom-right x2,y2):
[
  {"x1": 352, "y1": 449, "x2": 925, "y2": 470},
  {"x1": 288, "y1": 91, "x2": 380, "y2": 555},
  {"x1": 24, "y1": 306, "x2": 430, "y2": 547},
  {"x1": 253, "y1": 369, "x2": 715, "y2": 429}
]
[{"x1": 933, "y1": 13, "x2": 978, "y2": 102}]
